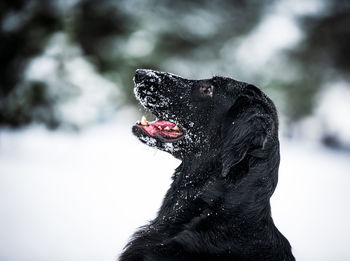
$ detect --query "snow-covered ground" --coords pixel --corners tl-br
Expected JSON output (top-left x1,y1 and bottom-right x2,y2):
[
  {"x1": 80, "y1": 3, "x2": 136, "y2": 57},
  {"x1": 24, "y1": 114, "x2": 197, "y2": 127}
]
[{"x1": 0, "y1": 108, "x2": 349, "y2": 261}]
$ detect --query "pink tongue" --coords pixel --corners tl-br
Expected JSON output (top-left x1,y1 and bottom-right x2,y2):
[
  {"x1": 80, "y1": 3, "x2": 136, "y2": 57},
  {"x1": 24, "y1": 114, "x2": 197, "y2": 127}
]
[
  {"x1": 142, "y1": 125, "x2": 158, "y2": 135},
  {"x1": 141, "y1": 120, "x2": 182, "y2": 138}
]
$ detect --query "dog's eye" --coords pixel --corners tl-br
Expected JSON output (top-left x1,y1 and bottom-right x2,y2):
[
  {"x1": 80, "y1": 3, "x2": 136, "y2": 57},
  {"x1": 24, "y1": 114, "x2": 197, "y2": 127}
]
[{"x1": 200, "y1": 85, "x2": 214, "y2": 96}]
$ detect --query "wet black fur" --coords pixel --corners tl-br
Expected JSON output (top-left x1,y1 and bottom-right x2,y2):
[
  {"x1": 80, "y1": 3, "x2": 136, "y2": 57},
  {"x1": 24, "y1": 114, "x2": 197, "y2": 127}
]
[{"x1": 120, "y1": 70, "x2": 294, "y2": 261}]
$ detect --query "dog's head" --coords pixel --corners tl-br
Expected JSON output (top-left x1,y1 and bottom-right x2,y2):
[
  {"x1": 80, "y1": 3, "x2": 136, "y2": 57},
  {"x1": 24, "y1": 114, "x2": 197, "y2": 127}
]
[{"x1": 133, "y1": 69, "x2": 278, "y2": 176}]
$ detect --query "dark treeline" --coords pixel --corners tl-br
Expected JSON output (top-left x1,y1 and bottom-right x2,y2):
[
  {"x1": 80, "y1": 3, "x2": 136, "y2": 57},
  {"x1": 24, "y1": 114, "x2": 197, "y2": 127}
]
[{"x1": 0, "y1": 0, "x2": 349, "y2": 134}]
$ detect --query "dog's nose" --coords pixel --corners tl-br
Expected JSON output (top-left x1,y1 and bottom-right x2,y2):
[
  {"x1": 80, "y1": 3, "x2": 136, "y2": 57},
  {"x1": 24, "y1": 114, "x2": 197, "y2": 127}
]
[{"x1": 134, "y1": 69, "x2": 148, "y2": 83}]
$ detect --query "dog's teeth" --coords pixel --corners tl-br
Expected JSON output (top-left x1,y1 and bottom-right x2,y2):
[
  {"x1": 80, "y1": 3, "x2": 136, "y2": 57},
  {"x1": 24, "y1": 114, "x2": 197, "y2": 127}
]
[
  {"x1": 172, "y1": 125, "x2": 180, "y2": 131},
  {"x1": 164, "y1": 126, "x2": 170, "y2": 131},
  {"x1": 141, "y1": 116, "x2": 148, "y2": 125}
]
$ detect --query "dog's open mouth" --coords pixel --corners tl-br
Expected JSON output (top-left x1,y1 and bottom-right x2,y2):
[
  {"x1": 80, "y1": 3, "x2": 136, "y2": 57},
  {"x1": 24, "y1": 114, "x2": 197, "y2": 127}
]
[{"x1": 134, "y1": 116, "x2": 184, "y2": 142}]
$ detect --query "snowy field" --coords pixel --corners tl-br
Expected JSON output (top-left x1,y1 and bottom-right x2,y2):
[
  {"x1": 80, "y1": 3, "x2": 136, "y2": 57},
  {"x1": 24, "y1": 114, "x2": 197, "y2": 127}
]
[{"x1": 0, "y1": 108, "x2": 349, "y2": 261}]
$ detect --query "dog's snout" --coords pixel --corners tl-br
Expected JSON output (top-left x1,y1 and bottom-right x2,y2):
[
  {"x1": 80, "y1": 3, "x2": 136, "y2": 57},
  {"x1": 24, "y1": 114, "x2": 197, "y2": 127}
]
[
  {"x1": 134, "y1": 69, "x2": 148, "y2": 83},
  {"x1": 134, "y1": 69, "x2": 161, "y2": 85}
]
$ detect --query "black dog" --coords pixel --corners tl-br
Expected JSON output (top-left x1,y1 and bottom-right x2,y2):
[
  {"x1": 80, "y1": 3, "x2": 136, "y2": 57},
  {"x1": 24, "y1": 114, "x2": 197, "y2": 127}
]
[{"x1": 120, "y1": 69, "x2": 294, "y2": 261}]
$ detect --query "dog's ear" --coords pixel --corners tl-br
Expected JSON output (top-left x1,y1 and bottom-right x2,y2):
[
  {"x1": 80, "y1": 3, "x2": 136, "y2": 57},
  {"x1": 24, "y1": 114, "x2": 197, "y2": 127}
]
[{"x1": 221, "y1": 85, "x2": 274, "y2": 177}]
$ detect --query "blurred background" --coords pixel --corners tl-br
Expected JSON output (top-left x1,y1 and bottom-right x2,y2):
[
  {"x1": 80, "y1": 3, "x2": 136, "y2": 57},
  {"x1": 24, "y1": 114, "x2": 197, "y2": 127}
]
[{"x1": 0, "y1": 0, "x2": 349, "y2": 260}]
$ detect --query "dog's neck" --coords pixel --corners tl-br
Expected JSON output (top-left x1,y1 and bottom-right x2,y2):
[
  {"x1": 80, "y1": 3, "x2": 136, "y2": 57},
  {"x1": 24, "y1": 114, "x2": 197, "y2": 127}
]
[
  {"x1": 174, "y1": 145, "x2": 279, "y2": 224},
  {"x1": 152, "y1": 148, "x2": 290, "y2": 258}
]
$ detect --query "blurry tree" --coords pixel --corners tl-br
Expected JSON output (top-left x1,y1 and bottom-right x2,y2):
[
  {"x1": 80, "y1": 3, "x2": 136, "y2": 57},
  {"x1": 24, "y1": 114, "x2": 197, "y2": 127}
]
[
  {"x1": 0, "y1": 0, "x2": 62, "y2": 127},
  {"x1": 279, "y1": 0, "x2": 350, "y2": 122},
  {"x1": 1, "y1": 0, "x2": 349, "y2": 131},
  {"x1": 296, "y1": 0, "x2": 350, "y2": 78},
  {"x1": 0, "y1": 0, "x2": 275, "y2": 128},
  {"x1": 72, "y1": 0, "x2": 275, "y2": 103}
]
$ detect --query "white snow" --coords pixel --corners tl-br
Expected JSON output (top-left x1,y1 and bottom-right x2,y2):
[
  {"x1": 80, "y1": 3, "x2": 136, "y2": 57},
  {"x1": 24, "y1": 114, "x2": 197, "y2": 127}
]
[
  {"x1": 163, "y1": 142, "x2": 175, "y2": 153},
  {"x1": 0, "y1": 108, "x2": 349, "y2": 261},
  {"x1": 272, "y1": 140, "x2": 350, "y2": 260},
  {"x1": 124, "y1": 31, "x2": 156, "y2": 58},
  {"x1": 287, "y1": 81, "x2": 350, "y2": 146},
  {"x1": 139, "y1": 135, "x2": 157, "y2": 147},
  {"x1": 315, "y1": 82, "x2": 350, "y2": 144},
  {"x1": 234, "y1": 14, "x2": 301, "y2": 73}
]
